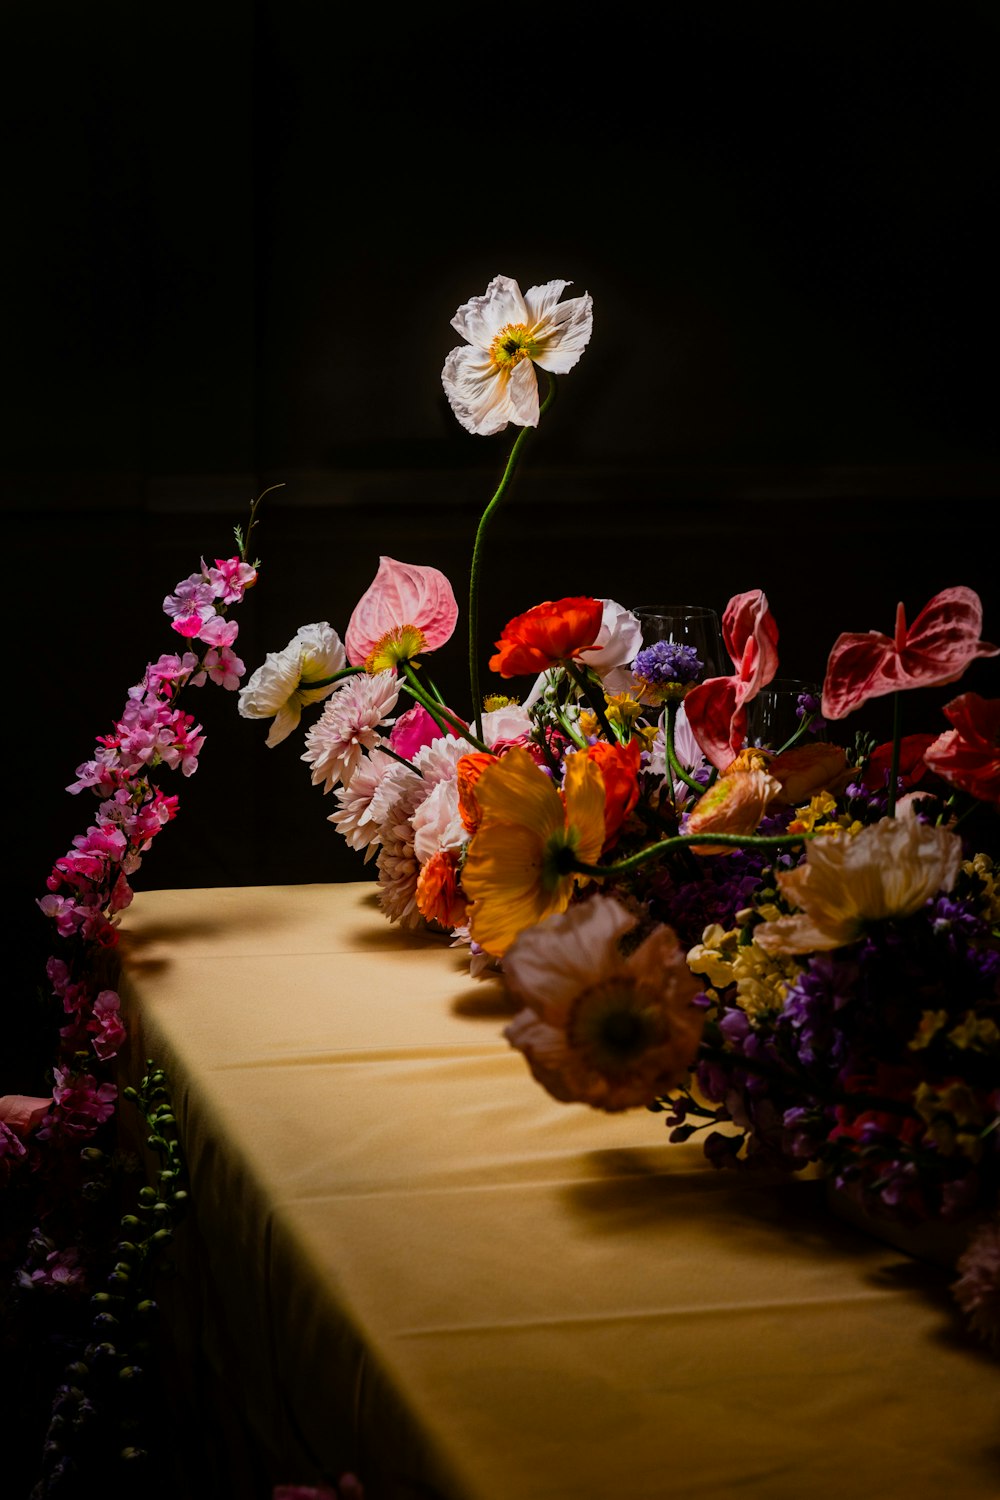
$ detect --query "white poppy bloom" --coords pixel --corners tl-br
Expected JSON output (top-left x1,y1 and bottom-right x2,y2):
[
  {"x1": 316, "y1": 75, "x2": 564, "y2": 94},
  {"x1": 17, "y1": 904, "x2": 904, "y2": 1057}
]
[
  {"x1": 238, "y1": 622, "x2": 345, "y2": 747},
  {"x1": 442, "y1": 275, "x2": 593, "y2": 436}
]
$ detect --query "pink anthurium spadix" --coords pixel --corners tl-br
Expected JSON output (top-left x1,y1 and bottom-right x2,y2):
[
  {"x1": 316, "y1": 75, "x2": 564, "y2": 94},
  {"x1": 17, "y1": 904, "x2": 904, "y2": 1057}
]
[
  {"x1": 821, "y1": 586, "x2": 999, "y2": 721},
  {"x1": 684, "y1": 590, "x2": 780, "y2": 771},
  {"x1": 345, "y1": 557, "x2": 459, "y2": 672}
]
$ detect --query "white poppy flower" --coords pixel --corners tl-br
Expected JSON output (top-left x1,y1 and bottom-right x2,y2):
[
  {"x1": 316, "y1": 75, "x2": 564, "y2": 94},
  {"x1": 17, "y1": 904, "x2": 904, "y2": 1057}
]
[
  {"x1": 238, "y1": 622, "x2": 346, "y2": 747},
  {"x1": 441, "y1": 275, "x2": 593, "y2": 436}
]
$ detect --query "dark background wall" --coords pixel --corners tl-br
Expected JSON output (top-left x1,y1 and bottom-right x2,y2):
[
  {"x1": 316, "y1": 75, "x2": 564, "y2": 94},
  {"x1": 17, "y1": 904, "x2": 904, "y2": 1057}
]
[{"x1": 5, "y1": 4, "x2": 1000, "y2": 986}]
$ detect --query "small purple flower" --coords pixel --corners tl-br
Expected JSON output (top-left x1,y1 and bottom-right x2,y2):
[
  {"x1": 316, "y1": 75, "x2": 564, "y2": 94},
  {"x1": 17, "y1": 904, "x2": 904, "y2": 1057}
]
[{"x1": 633, "y1": 640, "x2": 703, "y2": 686}]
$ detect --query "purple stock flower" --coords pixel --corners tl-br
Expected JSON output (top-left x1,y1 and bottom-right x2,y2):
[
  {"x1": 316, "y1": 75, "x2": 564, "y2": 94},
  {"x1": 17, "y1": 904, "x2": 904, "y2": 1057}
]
[{"x1": 633, "y1": 640, "x2": 703, "y2": 686}]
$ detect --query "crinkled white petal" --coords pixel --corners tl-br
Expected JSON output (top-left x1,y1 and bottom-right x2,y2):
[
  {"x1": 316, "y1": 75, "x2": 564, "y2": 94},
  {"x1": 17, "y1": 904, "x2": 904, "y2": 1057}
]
[
  {"x1": 442, "y1": 345, "x2": 531, "y2": 436},
  {"x1": 579, "y1": 600, "x2": 644, "y2": 674},
  {"x1": 238, "y1": 622, "x2": 345, "y2": 745},
  {"x1": 522, "y1": 279, "x2": 572, "y2": 323},
  {"x1": 450, "y1": 274, "x2": 528, "y2": 349},
  {"x1": 530, "y1": 290, "x2": 594, "y2": 374},
  {"x1": 507, "y1": 357, "x2": 540, "y2": 427}
]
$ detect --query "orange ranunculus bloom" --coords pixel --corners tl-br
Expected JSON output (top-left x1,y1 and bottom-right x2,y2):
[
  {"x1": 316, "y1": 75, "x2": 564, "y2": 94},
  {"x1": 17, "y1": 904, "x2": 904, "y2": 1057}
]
[
  {"x1": 456, "y1": 751, "x2": 499, "y2": 835},
  {"x1": 583, "y1": 738, "x2": 643, "y2": 851},
  {"x1": 768, "y1": 742, "x2": 853, "y2": 805},
  {"x1": 684, "y1": 767, "x2": 782, "y2": 855},
  {"x1": 924, "y1": 694, "x2": 1000, "y2": 806},
  {"x1": 416, "y1": 848, "x2": 468, "y2": 929},
  {"x1": 489, "y1": 597, "x2": 604, "y2": 678}
]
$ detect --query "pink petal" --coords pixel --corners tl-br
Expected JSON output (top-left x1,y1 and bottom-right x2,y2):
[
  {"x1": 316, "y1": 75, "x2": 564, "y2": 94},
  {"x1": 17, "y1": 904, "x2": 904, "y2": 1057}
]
[
  {"x1": 345, "y1": 557, "x2": 459, "y2": 666},
  {"x1": 898, "y1": 586, "x2": 1000, "y2": 685},
  {"x1": 821, "y1": 630, "x2": 899, "y2": 720},
  {"x1": 684, "y1": 677, "x2": 744, "y2": 771},
  {"x1": 722, "y1": 590, "x2": 780, "y2": 698}
]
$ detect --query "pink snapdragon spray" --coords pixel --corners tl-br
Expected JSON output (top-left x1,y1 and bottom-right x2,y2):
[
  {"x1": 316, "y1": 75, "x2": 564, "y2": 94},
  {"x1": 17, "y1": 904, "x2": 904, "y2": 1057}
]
[{"x1": 35, "y1": 547, "x2": 257, "y2": 1150}]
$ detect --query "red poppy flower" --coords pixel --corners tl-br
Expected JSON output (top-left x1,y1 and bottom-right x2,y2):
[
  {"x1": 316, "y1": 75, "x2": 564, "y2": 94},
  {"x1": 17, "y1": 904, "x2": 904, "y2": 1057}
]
[
  {"x1": 924, "y1": 693, "x2": 1000, "y2": 806},
  {"x1": 821, "y1": 587, "x2": 998, "y2": 721},
  {"x1": 489, "y1": 597, "x2": 604, "y2": 678},
  {"x1": 683, "y1": 591, "x2": 780, "y2": 771}
]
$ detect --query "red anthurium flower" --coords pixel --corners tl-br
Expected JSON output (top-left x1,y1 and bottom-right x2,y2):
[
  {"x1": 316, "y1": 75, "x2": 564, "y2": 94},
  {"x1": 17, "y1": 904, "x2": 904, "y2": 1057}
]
[
  {"x1": 683, "y1": 591, "x2": 780, "y2": 771},
  {"x1": 489, "y1": 596, "x2": 604, "y2": 678},
  {"x1": 346, "y1": 557, "x2": 459, "y2": 671},
  {"x1": 924, "y1": 693, "x2": 1000, "y2": 806},
  {"x1": 821, "y1": 587, "x2": 998, "y2": 721}
]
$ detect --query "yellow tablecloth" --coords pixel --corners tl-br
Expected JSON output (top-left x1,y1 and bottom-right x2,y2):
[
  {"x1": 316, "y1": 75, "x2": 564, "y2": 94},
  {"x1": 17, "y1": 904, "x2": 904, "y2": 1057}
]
[{"x1": 118, "y1": 882, "x2": 1000, "y2": 1500}]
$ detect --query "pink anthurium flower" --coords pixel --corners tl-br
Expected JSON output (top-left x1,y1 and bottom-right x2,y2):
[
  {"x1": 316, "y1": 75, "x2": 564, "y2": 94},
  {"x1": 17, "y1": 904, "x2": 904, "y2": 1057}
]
[
  {"x1": 345, "y1": 557, "x2": 459, "y2": 672},
  {"x1": 821, "y1": 586, "x2": 999, "y2": 721},
  {"x1": 683, "y1": 591, "x2": 780, "y2": 771}
]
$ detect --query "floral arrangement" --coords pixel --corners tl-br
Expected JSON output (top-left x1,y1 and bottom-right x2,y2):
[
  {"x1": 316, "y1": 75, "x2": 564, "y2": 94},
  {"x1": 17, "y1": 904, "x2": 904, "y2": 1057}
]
[{"x1": 237, "y1": 274, "x2": 1000, "y2": 1355}]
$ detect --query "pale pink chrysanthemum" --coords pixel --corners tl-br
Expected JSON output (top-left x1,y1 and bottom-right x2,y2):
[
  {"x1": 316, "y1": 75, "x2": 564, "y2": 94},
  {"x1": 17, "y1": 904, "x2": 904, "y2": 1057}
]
[
  {"x1": 302, "y1": 671, "x2": 400, "y2": 793},
  {"x1": 328, "y1": 753, "x2": 393, "y2": 860},
  {"x1": 375, "y1": 771, "x2": 428, "y2": 928},
  {"x1": 953, "y1": 1217, "x2": 1000, "y2": 1353}
]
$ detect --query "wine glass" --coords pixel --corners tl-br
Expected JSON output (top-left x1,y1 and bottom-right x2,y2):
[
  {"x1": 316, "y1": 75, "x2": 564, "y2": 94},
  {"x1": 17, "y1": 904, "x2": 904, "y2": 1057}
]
[
  {"x1": 631, "y1": 605, "x2": 726, "y2": 683},
  {"x1": 747, "y1": 678, "x2": 825, "y2": 751}
]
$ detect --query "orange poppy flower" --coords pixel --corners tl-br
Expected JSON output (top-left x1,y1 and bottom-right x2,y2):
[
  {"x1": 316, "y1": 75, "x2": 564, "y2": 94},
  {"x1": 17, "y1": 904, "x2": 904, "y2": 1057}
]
[
  {"x1": 583, "y1": 738, "x2": 643, "y2": 851},
  {"x1": 489, "y1": 597, "x2": 604, "y2": 678}
]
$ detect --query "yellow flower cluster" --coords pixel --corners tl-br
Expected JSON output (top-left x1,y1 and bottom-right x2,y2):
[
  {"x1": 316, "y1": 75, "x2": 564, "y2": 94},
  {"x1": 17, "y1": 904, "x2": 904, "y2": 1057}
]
[
  {"x1": 687, "y1": 923, "x2": 801, "y2": 1024},
  {"x1": 910, "y1": 1007, "x2": 1000, "y2": 1054},
  {"x1": 788, "y1": 790, "x2": 865, "y2": 838},
  {"x1": 964, "y1": 852, "x2": 1000, "y2": 925},
  {"x1": 913, "y1": 1080, "x2": 987, "y2": 1161}
]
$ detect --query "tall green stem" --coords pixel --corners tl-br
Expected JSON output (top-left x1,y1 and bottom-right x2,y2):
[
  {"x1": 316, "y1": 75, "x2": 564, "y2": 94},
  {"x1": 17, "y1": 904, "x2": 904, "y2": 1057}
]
[
  {"x1": 468, "y1": 373, "x2": 557, "y2": 730},
  {"x1": 887, "y1": 692, "x2": 902, "y2": 817},
  {"x1": 665, "y1": 700, "x2": 707, "y2": 794}
]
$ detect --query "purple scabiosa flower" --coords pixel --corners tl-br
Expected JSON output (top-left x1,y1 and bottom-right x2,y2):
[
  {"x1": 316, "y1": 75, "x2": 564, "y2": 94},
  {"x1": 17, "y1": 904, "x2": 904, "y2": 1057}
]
[{"x1": 633, "y1": 640, "x2": 703, "y2": 687}]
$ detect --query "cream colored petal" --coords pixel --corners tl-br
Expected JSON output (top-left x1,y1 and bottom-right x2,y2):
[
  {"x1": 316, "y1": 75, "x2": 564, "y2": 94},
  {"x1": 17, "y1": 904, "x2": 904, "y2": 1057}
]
[
  {"x1": 265, "y1": 701, "x2": 301, "y2": 748},
  {"x1": 441, "y1": 345, "x2": 515, "y2": 436},
  {"x1": 506, "y1": 358, "x2": 540, "y2": 427},
  {"x1": 503, "y1": 896, "x2": 637, "y2": 1020},
  {"x1": 531, "y1": 291, "x2": 594, "y2": 373},
  {"x1": 753, "y1": 912, "x2": 860, "y2": 954},
  {"x1": 450, "y1": 275, "x2": 527, "y2": 349},
  {"x1": 522, "y1": 279, "x2": 572, "y2": 322}
]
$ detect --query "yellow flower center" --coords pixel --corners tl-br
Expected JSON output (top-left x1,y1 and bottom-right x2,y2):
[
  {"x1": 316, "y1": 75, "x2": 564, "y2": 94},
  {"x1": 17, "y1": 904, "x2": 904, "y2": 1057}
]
[
  {"x1": 489, "y1": 322, "x2": 539, "y2": 372},
  {"x1": 482, "y1": 693, "x2": 519, "y2": 712},
  {"x1": 364, "y1": 623, "x2": 427, "y2": 673}
]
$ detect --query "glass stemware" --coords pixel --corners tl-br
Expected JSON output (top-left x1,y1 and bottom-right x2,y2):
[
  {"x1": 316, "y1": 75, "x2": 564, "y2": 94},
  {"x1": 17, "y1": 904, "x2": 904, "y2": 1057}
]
[
  {"x1": 747, "y1": 677, "x2": 825, "y2": 751},
  {"x1": 631, "y1": 605, "x2": 726, "y2": 683}
]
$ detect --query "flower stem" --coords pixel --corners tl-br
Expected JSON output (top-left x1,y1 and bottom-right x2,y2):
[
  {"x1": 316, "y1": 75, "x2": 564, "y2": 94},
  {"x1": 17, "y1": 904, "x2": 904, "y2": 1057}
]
[
  {"x1": 400, "y1": 661, "x2": 491, "y2": 751},
  {"x1": 665, "y1": 700, "x2": 707, "y2": 793},
  {"x1": 887, "y1": 692, "x2": 902, "y2": 817},
  {"x1": 566, "y1": 661, "x2": 616, "y2": 742},
  {"x1": 468, "y1": 372, "x2": 557, "y2": 731},
  {"x1": 568, "y1": 830, "x2": 809, "y2": 880}
]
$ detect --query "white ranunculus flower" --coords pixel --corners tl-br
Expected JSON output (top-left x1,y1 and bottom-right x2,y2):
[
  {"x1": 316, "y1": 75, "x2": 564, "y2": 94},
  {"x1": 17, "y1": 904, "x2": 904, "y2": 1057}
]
[
  {"x1": 441, "y1": 275, "x2": 593, "y2": 436},
  {"x1": 238, "y1": 622, "x2": 346, "y2": 747}
]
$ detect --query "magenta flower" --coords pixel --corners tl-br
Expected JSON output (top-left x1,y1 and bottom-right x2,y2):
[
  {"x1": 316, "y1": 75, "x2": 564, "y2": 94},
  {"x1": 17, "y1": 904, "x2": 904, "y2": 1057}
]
[
  {"x1": 822, "y1": 586, "x2": 999, "y2": 721},
  {"x1": 345, "y1": 556, "x2": 458, "y2": 671},
  {"x1": 683, "y1": 591, "x2": 780, "y2": 770}
]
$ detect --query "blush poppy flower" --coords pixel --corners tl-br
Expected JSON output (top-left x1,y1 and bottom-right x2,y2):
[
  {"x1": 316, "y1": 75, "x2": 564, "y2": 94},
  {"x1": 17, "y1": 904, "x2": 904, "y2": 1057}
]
[
  {"x1": 345, "y1": 557, "x2": 459, "y2": 672},
  {"x1": 489, "y1": 596, "x2": 604, "y2": 678},
  {"x1": 682, "y1": 591, "x2": 780, "y2": 770},
  {"x1": 821, "y1": 586, "x2": 998, "y2": 721},
  {"x1": 923, "y1": 693, "x2": 1000, "y2": 806},
  {"x1": 441, "y1": 275, "x2": 593, "y2": 436}
]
